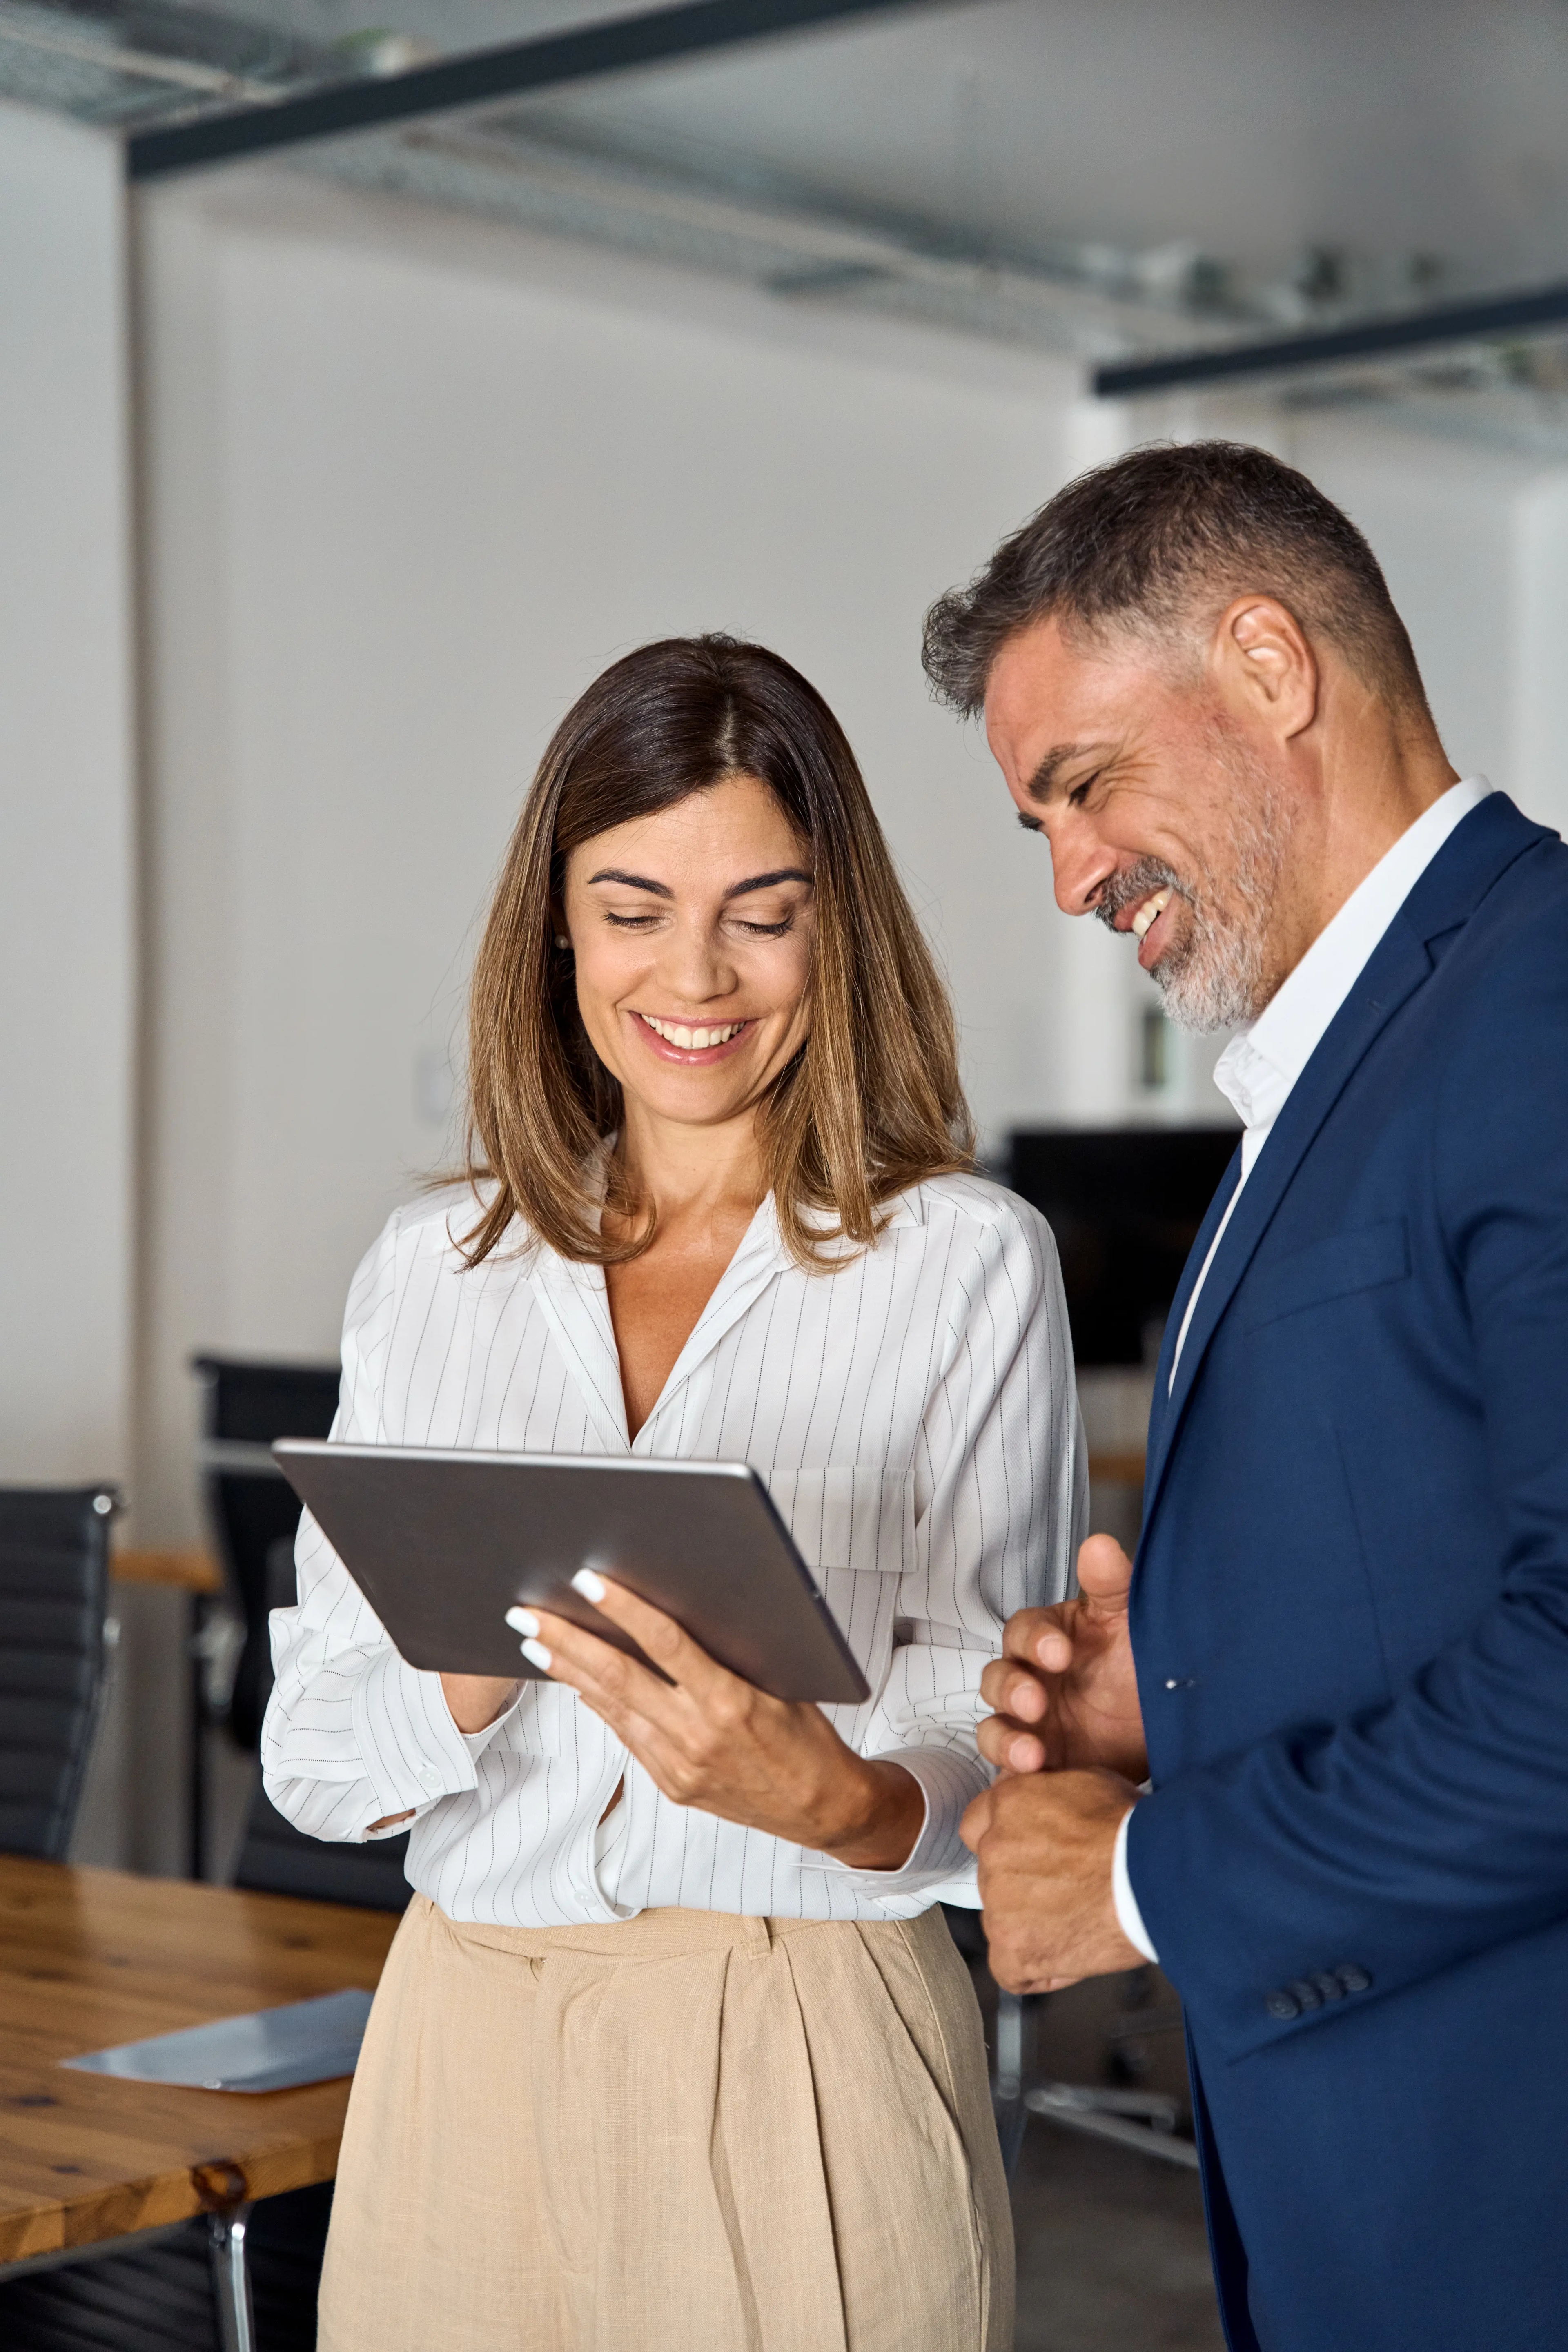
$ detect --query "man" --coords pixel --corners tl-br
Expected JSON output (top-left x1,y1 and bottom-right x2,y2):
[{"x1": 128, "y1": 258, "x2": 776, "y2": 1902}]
[{"x1": 924, "y1": 442, "x2": 1568, "y2": 2352}]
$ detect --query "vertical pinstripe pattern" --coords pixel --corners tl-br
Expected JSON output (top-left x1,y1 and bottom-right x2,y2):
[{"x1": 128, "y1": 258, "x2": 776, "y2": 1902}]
[{"x1": 261, "y1": 1174, "x2": 1085, "y2": 1925}]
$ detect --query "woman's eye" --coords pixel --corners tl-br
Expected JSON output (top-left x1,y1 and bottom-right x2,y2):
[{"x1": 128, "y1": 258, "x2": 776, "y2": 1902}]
[
  {"x1": 604, "y1": 911, "x2": 662, "y2": 930},
  {"x1": 736, "y1": 917, "x2": 792, "y2": 938}
]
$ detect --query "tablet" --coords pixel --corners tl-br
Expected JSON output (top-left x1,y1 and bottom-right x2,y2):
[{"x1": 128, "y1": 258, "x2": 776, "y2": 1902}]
[{"x1": 272, "y1": 1442, "x2": 871, "y2": 1706}]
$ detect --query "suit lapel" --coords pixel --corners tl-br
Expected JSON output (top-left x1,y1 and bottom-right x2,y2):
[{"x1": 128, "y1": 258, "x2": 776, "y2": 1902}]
[
  {"x1": 1141, "y1": 916, "x2": 1432, "y2": 1527},
  {"x1": 1140, "y1": 791, "x2": 1549, "y2": 1539},
  {"x1": 1143, "y1": 1143, "x2": 1241, "y2": 1480}
]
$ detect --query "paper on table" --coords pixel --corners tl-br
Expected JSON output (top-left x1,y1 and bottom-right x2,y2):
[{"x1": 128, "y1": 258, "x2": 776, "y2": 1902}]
[{"x1": 61, "y1": 1987, "x2": 375, "y2": 2093}]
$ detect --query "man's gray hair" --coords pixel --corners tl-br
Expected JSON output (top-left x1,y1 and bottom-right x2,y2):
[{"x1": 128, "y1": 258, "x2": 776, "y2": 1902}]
[{"x1": 921, "y1": 440, "x2": 1430, "y2": 720}]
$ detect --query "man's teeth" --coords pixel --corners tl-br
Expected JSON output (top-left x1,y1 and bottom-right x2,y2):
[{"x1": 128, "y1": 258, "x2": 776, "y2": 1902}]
[
  {"x1": 642, "y1": 1015, "x2": 746, "y2": 1050},
  {"x1": 1130, "y1": 889, "x2": 1172, "y2": 942}
]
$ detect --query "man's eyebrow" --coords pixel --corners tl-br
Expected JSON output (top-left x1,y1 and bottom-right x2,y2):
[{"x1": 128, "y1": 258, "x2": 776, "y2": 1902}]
[
  {"x1": 1023, "y1": 742, "x2": 1110, "y2": 804},
  {"x1": 722, "y1": 868, "x2": 813, "y2": 900},
  {"x1": 586, "y1": 868, "x2": 673, "y2": 897}
]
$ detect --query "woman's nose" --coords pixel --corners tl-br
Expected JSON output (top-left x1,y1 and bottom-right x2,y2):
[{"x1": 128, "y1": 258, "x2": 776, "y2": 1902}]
[{"x1": 659, "y1": 916, "x2": 735, "y2": 1002}]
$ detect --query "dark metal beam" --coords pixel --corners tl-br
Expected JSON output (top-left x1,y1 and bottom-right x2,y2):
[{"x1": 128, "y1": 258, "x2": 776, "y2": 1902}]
[
  {"x1": 126, "y1": 0, "x2": 944, "y2": 181},
  {"x1": 1093, "y1": 279, "x2": 1568, "y2": 399}
]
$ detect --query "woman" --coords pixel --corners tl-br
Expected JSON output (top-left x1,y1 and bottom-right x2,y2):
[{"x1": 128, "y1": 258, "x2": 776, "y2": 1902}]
[{"x1": 263, "y1": 635, "x2": 1085, "y2": 2352}]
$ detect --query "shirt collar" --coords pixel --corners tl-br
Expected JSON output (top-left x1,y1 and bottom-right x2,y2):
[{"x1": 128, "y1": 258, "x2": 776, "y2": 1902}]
[{"x1": 1213, "y1": 777, "x2": 1494, "y2": 1133}]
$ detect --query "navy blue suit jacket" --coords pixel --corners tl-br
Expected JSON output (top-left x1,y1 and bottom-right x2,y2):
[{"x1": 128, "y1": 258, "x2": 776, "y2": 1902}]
[{"x1": 1126, "y1": 794, "x2": 1568, "y2": 2352}]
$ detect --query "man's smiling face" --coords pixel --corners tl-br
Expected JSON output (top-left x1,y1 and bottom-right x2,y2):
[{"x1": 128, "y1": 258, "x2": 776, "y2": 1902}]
[{"x1": 984, "y1": 612, "x2": 1296, "y2": 1031}]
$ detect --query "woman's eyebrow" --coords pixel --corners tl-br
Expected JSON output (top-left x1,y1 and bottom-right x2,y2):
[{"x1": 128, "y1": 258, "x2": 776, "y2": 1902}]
[
  {"x1": 586, "y1": 868, "x2": 672, "y2": 896},
  {"x1": 584, "y1": 865, "x2": 812, "y2": 900},
  {"x1": 722, "y1": 868, "x2": 813, "y2": 900}
]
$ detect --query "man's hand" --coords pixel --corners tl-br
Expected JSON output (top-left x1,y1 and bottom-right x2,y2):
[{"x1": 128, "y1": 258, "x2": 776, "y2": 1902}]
[
  {"x1": 978, "y1": 1533, "x2": 1147, "y2": 1781},
  {"x1": 960, "y1": 1769, "x2": 1145, "y2": 1992}
]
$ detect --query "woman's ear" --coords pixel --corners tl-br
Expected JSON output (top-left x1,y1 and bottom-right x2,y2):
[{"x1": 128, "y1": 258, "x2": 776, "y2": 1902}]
[{"x1": 550, "y1": 900, "x2": 572, "y2": 952}]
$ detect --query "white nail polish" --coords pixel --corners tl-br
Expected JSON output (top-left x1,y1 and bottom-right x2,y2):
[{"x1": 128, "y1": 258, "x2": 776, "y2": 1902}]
[
  {"x1": 505, "y1": 1606, "x2": 540, "y2": 1638},
  {"x1": 571, "y1": 1568, "x2": 607, "y2": 1604},
  {"x1": 519, "y1": 1637, "x2": 552, "y2": 1671}
]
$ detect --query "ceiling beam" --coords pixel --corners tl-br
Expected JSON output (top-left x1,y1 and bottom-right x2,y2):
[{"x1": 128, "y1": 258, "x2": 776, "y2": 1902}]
[
  {"x1": 1093, "y1": 278, "x2": 1568, "y2": 398},
  {"x1": 126, "y1": 0, "x2": 949, "y2": 181}
]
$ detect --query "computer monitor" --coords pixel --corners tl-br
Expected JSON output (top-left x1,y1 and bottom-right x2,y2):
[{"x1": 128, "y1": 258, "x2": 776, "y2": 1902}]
[{"x1": 1006, "y1": 1127, "x2": 1240, "y2": 1368}]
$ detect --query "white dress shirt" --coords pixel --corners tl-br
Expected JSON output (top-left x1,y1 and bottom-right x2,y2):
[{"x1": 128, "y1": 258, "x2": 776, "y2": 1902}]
[
  {"x1": 263, "y1": 1172, "x2": 1086, "y2": 1926},
  {"x1": 1114, "y1": 777, "x2": 1494, "y2": 1962}
]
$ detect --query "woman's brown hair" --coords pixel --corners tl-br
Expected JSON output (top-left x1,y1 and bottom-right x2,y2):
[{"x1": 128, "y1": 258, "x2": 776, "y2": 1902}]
[{"x1": 460, "y1": 634, "x2": 973, "y2": 1270}]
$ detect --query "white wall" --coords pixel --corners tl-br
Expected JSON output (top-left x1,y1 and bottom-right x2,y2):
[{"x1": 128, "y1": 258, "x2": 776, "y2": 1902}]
[
  {"x1": 0, "y1": 103, "x2": 136, "y2": 1487},
  {"x1": 0, "y1": 102, "x2": 141, "y2": 1868}
]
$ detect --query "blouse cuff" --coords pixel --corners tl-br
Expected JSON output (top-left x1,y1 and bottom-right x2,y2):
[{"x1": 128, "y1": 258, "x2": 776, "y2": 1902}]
[
  {"x1": 822, "y1": 1746, "x2": 986, "y2": 1897},
  {"x1": 349, "y1": 1647, "x2": 483, "y2": 1824}
]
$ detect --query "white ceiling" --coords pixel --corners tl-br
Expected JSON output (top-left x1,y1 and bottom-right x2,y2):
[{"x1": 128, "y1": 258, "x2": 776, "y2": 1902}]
[
  {"x1": 510, "y1": 0, "x2": 1568, "y2": 306},
  {"x1": 6, "y1": 0, "x2": 1568, "y2": 415}
]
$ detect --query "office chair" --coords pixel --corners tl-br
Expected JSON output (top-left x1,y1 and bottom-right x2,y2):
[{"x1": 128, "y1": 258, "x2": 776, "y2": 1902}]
[
  {"x1": 0, "y1": 1484, "x2": 116, "y2": 1860},
  {"x1": 0, "y1": 2180, "x2": 332, "y2": 2352},
  {"x1": 190, "y1": 1355, "x2": 340, "y2": 1754}
]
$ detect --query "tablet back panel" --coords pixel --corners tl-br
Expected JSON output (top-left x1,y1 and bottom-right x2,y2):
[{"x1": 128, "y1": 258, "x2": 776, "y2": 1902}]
[{"x1": 272, "y1": 1445, "x2": 870, "y2": 1706}]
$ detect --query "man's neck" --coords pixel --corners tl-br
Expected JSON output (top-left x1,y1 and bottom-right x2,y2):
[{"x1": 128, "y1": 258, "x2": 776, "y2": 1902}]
[{"x1": 1263, "y1": 710, "x2": 1459, "y2": 993}]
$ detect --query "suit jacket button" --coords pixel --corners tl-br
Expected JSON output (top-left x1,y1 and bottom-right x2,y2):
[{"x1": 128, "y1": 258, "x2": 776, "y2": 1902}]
[
  {"x1": 1336, "y1": 1964, "x2": 1372, "y2": 1995},
  {"x1": 1265, "y1": 1989, "x2": 1300, "y2": 2021},
  {"x1": 1310, "y1": 1972, "x2": 1346, "y2": 2003},
  {"x1": 1287, "y1": 1978, "x2": 1323, "y2": 2011}
]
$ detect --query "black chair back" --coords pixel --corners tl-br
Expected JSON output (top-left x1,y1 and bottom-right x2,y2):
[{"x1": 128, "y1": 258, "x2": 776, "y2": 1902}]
[
  {"x1": 0, "y1": 1486, "x2": 115, "y2": 1859},
  {"x1": 192, "y1": 1354, "x2": 340, "y2": 1751},
  {"x1": 234, "y1": 1778, "x2": 413, "y2": 1913},
  {"x1": 234, "y1": 1536, "x2": 412, "y2": 1912}
]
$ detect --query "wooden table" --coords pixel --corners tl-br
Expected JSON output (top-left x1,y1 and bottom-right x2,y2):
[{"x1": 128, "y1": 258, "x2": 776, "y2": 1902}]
[
  {"x1": 111, "y1": 1548, "x2": 223, "y2": 1597},
  {"x1": 0, "y1": 1857, "x2": 396, "y2": 2272}
]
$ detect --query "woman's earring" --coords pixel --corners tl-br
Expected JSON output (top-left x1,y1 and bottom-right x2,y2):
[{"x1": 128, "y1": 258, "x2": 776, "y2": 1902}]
[{"x1": 555, "y1": 934, "x2": 570, "y2": 950}]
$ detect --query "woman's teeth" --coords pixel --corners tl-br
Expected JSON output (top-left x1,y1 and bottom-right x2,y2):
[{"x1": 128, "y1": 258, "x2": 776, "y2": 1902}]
[
  {"x1": 1131, "y1": 889, "x2": 1172, "y2": 941},
  {"x1": 641, "y1": 1015, "x2": 746, "y2": 1050}
]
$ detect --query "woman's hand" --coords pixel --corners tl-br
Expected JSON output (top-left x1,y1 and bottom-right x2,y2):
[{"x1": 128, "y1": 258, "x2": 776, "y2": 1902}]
[
  {"x1": 510, "y1": 1575, "x2": 923, "y2": 1871},
  {"x1": 440, "y1": 1673, "x2": 524, "y2": 1735}
]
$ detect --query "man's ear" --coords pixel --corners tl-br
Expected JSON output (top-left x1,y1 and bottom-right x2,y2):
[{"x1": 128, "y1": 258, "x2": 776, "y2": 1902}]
[{"x1": 1212, "y1": 596, "x2": 1319, "y2": 742}]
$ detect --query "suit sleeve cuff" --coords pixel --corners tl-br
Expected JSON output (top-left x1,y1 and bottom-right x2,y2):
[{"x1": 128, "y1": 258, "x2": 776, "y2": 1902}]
[
  {"x1": 349, "y1": 1648, "x2": 483, "y2": 1824},
  {"x1": 1113, "y1": 1804, "x2": 1160, "y2": 1963}
]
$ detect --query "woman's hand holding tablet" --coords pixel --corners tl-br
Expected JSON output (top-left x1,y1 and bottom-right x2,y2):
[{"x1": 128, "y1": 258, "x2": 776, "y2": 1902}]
[{"x1": 508, "y1": 1568, "x2": 925, "y2": 1871}]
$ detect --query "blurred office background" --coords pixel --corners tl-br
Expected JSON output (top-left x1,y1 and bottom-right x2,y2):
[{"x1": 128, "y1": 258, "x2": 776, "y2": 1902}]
[
  {"x1": 4, "y1": 6, "x2": 1568, "y2": 2336},
  {"x1": 12, "y1": 0, "x2": 1568, "y2": 1878}
]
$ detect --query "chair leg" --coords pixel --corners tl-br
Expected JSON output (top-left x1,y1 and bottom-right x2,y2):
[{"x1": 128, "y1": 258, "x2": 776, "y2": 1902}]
[
  {"x1": 208, "y1": 2206, "x2": 256, "y2": 2352},
  {"x1": 992, "y1": 1989, "x2": 1032, "y2": 2182}
]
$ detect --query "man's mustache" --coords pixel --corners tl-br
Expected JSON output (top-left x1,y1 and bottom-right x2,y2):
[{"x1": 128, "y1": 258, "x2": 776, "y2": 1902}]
[{"x1": 1092, "y1": 856, "x2": 1191, "y2": 933}]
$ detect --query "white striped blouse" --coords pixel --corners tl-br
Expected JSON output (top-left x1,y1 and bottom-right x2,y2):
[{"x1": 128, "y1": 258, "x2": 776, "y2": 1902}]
[{"x1": 261, "y1": 1171, "x2": 1085, "y2": 1925}]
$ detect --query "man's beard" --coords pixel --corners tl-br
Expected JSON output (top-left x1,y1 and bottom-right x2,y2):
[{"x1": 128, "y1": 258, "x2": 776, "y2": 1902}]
[{"x1": 1094, "y1": 754, "x2": 1294, "y2": 1032}]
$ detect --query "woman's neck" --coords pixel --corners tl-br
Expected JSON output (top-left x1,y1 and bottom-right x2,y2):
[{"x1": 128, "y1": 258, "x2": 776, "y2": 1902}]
[
  {"x1": 610, "y1": 1099, "x2": 766, "y2": 1238},
  {"x1": 603, "y1": 1102, "x2": 768, "y2": 1440}
]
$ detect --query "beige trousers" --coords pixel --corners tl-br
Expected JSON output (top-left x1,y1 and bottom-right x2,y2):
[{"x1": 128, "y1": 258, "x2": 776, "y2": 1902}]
[{"x1": 319, "y1": 1896, "x2": 1012, "y2": 2352}]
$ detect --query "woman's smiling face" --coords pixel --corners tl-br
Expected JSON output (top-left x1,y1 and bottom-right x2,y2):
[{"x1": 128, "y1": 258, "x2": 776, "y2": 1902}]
[{"x1": 560, "y1": 773, "x2": 816, "y2": 1134}]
